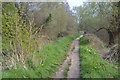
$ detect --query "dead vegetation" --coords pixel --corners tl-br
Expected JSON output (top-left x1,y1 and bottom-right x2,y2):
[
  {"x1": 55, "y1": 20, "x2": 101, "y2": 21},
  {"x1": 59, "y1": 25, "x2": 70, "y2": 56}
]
[
  {"x1": 104, "y1": 44, "x2": 119, "y2": 63},
  {"x1": 84, "y1": 34, "x2": 119, "y2": 63},
  {"x1": 84, "y1": 34, "x2": 108, "y2": 57}
]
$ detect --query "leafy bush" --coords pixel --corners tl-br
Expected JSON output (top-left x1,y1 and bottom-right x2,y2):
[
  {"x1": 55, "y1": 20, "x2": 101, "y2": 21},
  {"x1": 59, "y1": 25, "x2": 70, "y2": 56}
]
[{"x1": 2, "y1": 3, "x2": 40, "y2": 69}]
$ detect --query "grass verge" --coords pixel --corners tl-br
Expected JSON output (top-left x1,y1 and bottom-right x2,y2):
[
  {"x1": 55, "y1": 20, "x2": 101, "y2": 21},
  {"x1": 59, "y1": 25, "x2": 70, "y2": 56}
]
[
  {"x1": 80, "y1": 37, "x2": 119, "y2": 78},
  {"x1": 2, "y1": 35, "x2": 79, "y2": 78}
]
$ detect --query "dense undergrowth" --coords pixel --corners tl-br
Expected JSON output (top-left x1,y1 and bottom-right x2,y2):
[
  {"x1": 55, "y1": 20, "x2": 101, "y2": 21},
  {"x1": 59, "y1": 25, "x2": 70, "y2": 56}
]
[
  {"x1": 80, "y1": 37, "x2": 119, "y2": 78},
  {"x1": 2, "y1": 35, "x2": 79, "y2": 78}
]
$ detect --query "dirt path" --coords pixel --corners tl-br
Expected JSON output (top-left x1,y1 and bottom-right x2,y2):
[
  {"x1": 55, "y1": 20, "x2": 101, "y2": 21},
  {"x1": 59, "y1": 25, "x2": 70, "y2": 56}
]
[
  {"x1": 54, "y1": 57, "x2": 70, "y2": 78},
  {"x1": 67, "y1": 37, "x2": 81, "y2": 78},
  {"x1": 54, "y1": 35, "x2": 83, "y2": 79},
  {"x1": 54, "y1": 39, "x2": 74, "y2": 78}
]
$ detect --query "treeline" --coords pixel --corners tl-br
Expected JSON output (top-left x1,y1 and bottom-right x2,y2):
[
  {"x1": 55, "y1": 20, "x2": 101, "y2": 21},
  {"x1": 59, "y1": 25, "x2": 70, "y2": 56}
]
[
  {"x1": 2, "y1": 2, "x2": 78, "y2": 70},
  {"x1": 74, "y1": 2, "x2": 120, "y2": 46}
]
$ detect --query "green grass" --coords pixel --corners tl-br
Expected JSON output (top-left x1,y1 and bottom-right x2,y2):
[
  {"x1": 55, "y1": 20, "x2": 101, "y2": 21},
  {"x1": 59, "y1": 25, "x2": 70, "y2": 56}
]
[
  {"x1": 80, "y1": 37, "x2": 119, "y2": 78},
  {"x1": 2, "y1": 35, "x2": 79, "y2": 78}
]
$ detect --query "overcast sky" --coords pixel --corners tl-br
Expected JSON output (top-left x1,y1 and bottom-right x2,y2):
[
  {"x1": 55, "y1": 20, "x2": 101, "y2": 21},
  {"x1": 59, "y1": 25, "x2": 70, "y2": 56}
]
[{"x1": 67, "y1": 0, "x2": 85, "y2": 9}]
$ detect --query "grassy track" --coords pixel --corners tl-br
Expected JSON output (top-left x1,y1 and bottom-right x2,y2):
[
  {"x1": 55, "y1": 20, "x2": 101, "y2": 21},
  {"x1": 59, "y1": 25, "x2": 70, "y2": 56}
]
[
  {"x1": 2, "y1": 35, "x2": 79, "y2": 78},
  {"x1": 80, "y1": 37, "x2": 119, "y2": 78}
]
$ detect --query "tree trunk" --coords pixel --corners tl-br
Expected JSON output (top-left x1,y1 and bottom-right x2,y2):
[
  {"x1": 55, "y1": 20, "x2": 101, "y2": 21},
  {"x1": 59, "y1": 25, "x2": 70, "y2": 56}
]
[
  {"x1": 96, "y1": 28, "x2": 115, "y2": 45},
  {"x1": 108, "y1": 31, "x2": 114, "y2": 45}
]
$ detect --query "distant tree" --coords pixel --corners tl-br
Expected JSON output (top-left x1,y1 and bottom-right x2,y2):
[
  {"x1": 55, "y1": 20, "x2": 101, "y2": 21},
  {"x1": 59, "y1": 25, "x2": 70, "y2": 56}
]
[{"x1": 74, "y1": 2, "x2": 120, "y2": 45}]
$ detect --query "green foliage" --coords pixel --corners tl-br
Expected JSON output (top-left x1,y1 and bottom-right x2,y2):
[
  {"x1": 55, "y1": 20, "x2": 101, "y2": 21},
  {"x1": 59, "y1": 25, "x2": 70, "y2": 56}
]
[
  {"x1": 2, "y1": 3, "x2": 39, "y2": 69},
  {"x1": 2, "y1": 10, "x2": 29, "y2": 54},
  {"x1": 2, "y1": 35, "x2": 79, "y2": 78},
  {"x1": 2, "y1": 3, "x2": 17, "y2": 14},
  {"x1": 32, "y1": 2, "x2": 78, "y2": 39},
  {"x1": 2, "y1": 2, "x2": 79, "y2": 78},
  {"x1": 79, "y1": 37, "x2": 89, "y2": 45},
  {"x1": 80, "y1": 37, "x2": 119, "y2": 78},
  {"x1": 74, "y1": 2, "x2": 119, "y2": 33},
  {"x1": 45, "y1": 13, "x2": 52, "y2": 23}
]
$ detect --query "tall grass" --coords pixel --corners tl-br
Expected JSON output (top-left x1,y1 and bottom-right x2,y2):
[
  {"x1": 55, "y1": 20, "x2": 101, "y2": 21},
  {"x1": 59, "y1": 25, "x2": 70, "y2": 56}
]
[
  {"x1": 80, "y1": 37, "x2": 119, "y2": 78},
  {"x1": 2, "y1": 35, "x2": 79, "y2": 78}
]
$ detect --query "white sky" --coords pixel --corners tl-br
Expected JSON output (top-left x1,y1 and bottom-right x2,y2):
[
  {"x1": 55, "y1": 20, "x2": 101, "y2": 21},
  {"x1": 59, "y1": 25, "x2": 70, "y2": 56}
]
[{"x1": 67, "y1": 0, "x2": 86, "y2": 9}]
